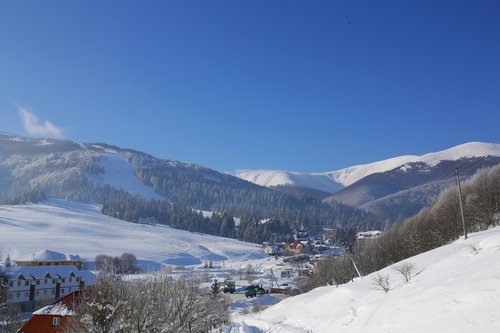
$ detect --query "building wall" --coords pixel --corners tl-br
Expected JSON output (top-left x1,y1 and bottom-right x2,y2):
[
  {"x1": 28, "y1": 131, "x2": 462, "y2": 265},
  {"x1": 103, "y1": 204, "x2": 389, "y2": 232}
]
[
  {"x1": 18, "y1": 314, "x2": 68, "y2": 333},
  {"x1": 7, "y1": 276, "x2": 81, "y2": 309},
  {"x1": 15, "y1": 260, "x2": 82, "y2": 270}
]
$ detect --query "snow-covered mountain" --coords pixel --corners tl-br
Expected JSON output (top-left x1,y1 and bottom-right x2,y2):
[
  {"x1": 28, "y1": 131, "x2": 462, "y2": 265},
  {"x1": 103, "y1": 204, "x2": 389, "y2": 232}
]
[
  {"x1": 234, "y1": 169, "x2": 344, "y2": 194},
  {"x1": 235, "y1": 142, "x2": 500, "y2": 192},
  {"x1": 0, "y1": 132, "x2": 376, "y2": 236},
  {"x1": 235, "y1": 142, "x2": 500, "y2": 221},
  {"x1": 0, "y1": 132, "x2": 259, "y2": 207},
  {"x1": 230, "y1": 226, "x2": 500, "y2": 332}
]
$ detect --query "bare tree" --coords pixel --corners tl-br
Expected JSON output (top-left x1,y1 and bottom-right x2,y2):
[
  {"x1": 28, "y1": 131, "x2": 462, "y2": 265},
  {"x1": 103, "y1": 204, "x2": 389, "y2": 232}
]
[
  {"x1": 167, "y1": 274, "x2": 228, "y2": 333},
  {"x1": 121, "y1": 271, "x2": 172, "y2": 333},
  {"x1": 66, "y1": 270, "x2": 228, "y2": 333},
  {"x1": 0, "y1": 287, "x2": 23, "y2": 333},
  {"x1": 95, "y1": 254, "x2": 115, "y2": 271},
  {"x1": 371, "y1": 273, "x2": 391, "y2": 293},
  {"x1": 393, "y1": 262, "x2": 416, "y2": 283},
  {"x1": 65, "y1": 270, "x2": 128, "y2": 333},
  {"x1": 119, "y1": 253, "x2": 139, "y2": 274}
]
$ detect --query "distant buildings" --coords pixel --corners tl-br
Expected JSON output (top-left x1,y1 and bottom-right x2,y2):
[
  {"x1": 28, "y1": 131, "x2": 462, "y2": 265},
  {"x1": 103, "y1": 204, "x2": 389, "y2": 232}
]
[
  {"x1": 356, "y1": 231, "x2": 382, "y2": 239},
  {"x1": 14, "y1": 249, "x2": 83, "y2": 270},
  {"x1": 0, "y1": 249, "x2": 94, "y2": 312},
  {"x1": 356, "y1": 230, "x2": 383, "y2": 251}
]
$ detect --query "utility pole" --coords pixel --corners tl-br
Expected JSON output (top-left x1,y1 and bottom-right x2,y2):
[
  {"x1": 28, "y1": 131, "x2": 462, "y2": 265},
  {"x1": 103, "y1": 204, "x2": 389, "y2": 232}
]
[{"x1": 455, "y1": 168, "x2": 467, "y2": 240}]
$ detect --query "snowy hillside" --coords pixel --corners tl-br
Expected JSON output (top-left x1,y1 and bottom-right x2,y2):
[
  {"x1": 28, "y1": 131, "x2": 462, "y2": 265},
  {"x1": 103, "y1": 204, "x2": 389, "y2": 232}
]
[
  {"x1": 230, "y1": 227, "x2": 500, "y2": 332},
  {"x1": 236, "y1": 142, "x2": 500, "y2": 191},
  {"x1": 87, "y1": 150, "x2": 163, "y2": 200},
  {"x1": 0, "y1": 199, "x2": 266, "y2": 270},
  {"x1": 234, "y1": 169, "x2": 343, "y2": 194}
]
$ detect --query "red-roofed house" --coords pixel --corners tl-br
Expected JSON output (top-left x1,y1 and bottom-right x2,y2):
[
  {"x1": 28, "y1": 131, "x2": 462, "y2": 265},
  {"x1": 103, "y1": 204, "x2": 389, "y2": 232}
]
[{"x1": 18, "y1": 291, "x2": 79, "y2": 333}]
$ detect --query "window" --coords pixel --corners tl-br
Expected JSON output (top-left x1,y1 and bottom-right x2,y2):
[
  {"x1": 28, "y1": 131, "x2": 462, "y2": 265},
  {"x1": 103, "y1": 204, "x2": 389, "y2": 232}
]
[
  {"x1": 16, "y1": 292, "x2": 20, "y2": 299},
  {"x1": 36, "y1": 280, "x2": 40, "y2": 285},
  {"x1": 62, "y1": 278, "x2": 66, "y2": 283},
  {"x1": 52, "y1": 278, "x2": 56, "y2": 284},
  {"x1": 25, "y1": 281, "x2": 29, "y2": 286},
  {"x1": 76, "y1": 277, "x2": 80, "y2": 282},
  {"x1": 69, "y1": 277, "x2": 72, "y2": 283},
  {"x1": 9, "y1": 281, "x2": 13, "y2": 287},
  {"x1": 61, "y1": 288, "x2": 65, "y2": 294},
  {"x1": 17, "y1": 281, "x2": 21, "y2": 287},
  {"x1": 52, "y1": 317, "x2": 61, "y2": 326},
  {"x1": 51, "y1": 289, "x2": 55, "y2": 295},
  {"x1": 24, "y1": 292, "x2": 28, "y2": 298}
]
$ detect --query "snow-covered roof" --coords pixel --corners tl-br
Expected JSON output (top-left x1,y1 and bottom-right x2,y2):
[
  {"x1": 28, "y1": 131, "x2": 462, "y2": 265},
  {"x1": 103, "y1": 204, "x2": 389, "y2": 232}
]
[
  {"x1": 356, "y1": 231, "x2": 382, "y2": 239},
  {"x1": 4, "y1": 265, "x2": 85, "y2": 280},
  {"x1": 33, "y1": 304, "x2": 74, "y2": 316},
  {"x1": 79, "y1": 269, "x2": 96, "y2": 285},
  {"x1": 15, "y1": 249, "x2": 81, "y2": 262}
]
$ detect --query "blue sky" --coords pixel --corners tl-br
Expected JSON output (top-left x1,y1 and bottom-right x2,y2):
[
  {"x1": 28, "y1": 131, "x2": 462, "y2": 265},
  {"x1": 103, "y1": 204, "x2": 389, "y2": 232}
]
[{"x1": 1, "y1": 1, "x2": 499, "y2": 173}]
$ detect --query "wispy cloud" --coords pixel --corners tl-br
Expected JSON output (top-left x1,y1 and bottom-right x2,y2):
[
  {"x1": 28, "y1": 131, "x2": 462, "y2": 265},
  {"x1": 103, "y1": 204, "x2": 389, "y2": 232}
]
[{"x1": 17, "y1": 106, "x2": 64, "y2": 139}]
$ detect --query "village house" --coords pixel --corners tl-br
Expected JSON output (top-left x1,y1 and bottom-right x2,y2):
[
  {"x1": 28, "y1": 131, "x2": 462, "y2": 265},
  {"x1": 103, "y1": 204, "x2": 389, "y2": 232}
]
[
  {"x1": 285, "y1": 227, "x2": 313, "y2": 255},
  {"x1": 262, "y1": 242, "x2": 286, "y2": 256},
  {"x1": 18, "y1": 291, "x2": 79, "y2": 333},
  {"x1": 286, "y1": 240, "x2": 312, "y2": 255}
]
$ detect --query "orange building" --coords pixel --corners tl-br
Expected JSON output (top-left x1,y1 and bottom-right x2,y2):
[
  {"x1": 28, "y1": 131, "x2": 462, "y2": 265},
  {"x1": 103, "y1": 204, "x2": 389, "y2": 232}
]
[{"x1": 14, "y1": 249, "x2": 82, "y2": 270}]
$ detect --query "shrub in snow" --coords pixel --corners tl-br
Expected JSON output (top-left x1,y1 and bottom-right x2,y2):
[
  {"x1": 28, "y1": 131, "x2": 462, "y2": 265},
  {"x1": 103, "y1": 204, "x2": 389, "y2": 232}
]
[
  {"x1": 371, "y1": 273, "x2": 391, "y2": 293},
  {"x1": 393, "y1": 262, "x2": 416, "y2": 283}
]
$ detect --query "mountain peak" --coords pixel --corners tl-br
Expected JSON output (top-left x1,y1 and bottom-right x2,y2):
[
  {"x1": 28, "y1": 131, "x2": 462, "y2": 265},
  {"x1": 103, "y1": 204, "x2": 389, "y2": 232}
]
[{"x1": 236, "y1": 142, "x2": 500, "y2": 190}]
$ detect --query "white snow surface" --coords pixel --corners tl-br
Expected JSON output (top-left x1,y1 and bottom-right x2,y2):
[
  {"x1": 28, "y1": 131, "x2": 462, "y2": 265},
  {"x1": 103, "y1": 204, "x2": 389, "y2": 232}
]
[
  {"x1": 235, "y1": 170, "x2": 344, "y2": 194},
  {"x1": 231, "y1": 226, "x2": 500, "y2": 332},
  {"x1": 0, "y1": 199, "x2": 266, "y2": 270},
  {"x1": 33, "y1": 304, "x2": 74, "y2": 316},
  {"x1": 88, "y1": 152, "x2": 163, "y2": 200},
  {"x1": 236, "y1": 142, "x2": 500, "y2": 190}
]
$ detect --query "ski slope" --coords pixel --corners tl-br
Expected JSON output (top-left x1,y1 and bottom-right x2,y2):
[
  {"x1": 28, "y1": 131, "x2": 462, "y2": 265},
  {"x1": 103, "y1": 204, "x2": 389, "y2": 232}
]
[
  {"x1": 0, "y1": 199, "x2": 266, "y2": 271},
  {"x1": 230, "y1": 226, "x2": 500, "y2": 332},
  {"x1": 87, "y1": 150, "x2": 163, "y2": 200}
]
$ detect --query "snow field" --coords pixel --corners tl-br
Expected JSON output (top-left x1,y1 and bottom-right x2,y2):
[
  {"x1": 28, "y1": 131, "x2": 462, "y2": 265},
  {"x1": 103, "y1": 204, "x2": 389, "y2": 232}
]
[
  {"x1": 231, "y1": 227, "x2": 500, "y2": 332},
  {"x1": 0, "y1": 199, "x2": 266, "y2": 270}
]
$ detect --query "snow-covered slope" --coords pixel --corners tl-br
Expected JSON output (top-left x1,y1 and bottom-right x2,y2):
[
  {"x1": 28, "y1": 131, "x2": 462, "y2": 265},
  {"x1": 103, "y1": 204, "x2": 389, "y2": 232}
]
[
  {"x1": 235, "y1": 142, "x2": 500, "y2": 191},
  {"x1": 327, "y1": 142, "x2": 500, "y2": 186},
  {"x1": 0, "y1": 199, "x2": 266, "y2": 270},
  {"x1": 231, "y1": 227, "x2": 500, "y2": 332},
  {"x1": 87, "y1": 150, "x2": 162, "y2": 200},
  {"x1": 234, "y1": 170, "x2": 343, "y2": 194}
]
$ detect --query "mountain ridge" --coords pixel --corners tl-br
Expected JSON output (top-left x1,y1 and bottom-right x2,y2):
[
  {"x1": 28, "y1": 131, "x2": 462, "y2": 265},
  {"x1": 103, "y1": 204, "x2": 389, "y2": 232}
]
[
  {"x1": 0, "y1": 132, "x2": 377, "y2": 241},
  {"x1": 235, "y1": 142, "x2": 500, "y2": 193}
]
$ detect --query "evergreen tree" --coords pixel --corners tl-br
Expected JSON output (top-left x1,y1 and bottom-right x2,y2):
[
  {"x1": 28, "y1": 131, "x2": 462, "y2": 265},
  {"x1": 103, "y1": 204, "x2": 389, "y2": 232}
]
[{"x1": 211, "y1": 279, "x2": 220, "y2": 294}]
